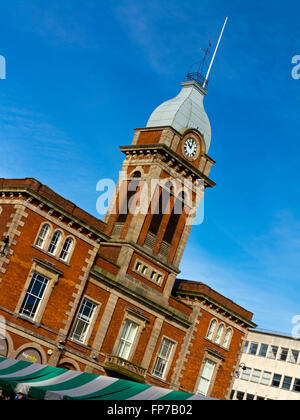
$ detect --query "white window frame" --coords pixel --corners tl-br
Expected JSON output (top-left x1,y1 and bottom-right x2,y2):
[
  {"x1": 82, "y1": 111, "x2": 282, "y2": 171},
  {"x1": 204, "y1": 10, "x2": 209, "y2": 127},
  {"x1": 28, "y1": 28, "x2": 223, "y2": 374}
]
[
  {"x1": 71, "y1": 298, "x2": 97, "y2": 344},
  {"x1": 19, "y1": 272, "x2": 49, "y2": 320},
  {"x1": 215, "y1": 324, "x2": 224, "y2": 344},
  {"x1": 59, "y1": 237, "x2": 74, "y2": 262},
  {"x1": 197, "y1": 359, "x2": 217, "y2": 397},
  {"x1": 222, "y1": 328, "x2": 232, "y2": 348},
  {"x1": 115, "y1": 319, "x2": 139, "y2": 360},
  {"x1": 261, "y1": 371, "x2": 272, "y2": 386},
  {"x1": 206, "y1": 319, "x2": 217, "y2": 341},
  {"x1": 152, "y1": 337, "x2": 176, "y2": 380},
  {"x1": 35, "y1": 223, "x2": 50, "y2": 249},
  {"x1": 48, "y1": 230, "x2": 62, "y2": 255},
  {"x1": 251, "y1": 369, "x2": 262, "y2": 383}
]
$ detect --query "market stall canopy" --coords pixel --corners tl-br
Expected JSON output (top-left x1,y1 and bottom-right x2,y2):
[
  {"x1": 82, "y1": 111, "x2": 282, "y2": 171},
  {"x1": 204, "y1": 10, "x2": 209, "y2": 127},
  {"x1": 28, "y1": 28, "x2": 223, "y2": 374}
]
[{"x1": 0, "y1": 357, "x2": 211, "y2": 400}]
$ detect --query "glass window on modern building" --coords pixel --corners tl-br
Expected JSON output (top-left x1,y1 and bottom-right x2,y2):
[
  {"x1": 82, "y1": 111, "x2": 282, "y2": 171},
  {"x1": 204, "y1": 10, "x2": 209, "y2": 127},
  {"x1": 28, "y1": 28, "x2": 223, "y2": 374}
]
[
  {"x1": 236, "y1": 391, "x2": 245, "y2": 400},
  {"x1": 282, "y1": 376, "x2": 293, "y2": 391},
  {"x1": 268, "y1": 346, "x2": 279, "y2": 360},
  {"x1": 241, "y1": 367, "x2": 251, "y2": 381},
  {"x1": 293, "y1": 378, "x2": 300, "y2": 393},
  {"x1": 242, "y1": 341, "x2": 249, "y2": 354},
  {"x1": 251, "y1": 369, "x2": 262, "y2": 383},
  {"x1": 261, "y1": 371, "x2": 272, "y2": 386},
  {"x1": 249, "y1": 342, "x2": 259, "y2": 355},
  {"x1": 278, "y1": 348, "x2": 289, "y2": 362},
  {"x1": 289, "y1": 349, "x2": 299, "y2": 364},
  {"x1": 258, "y1": 343, "x2": 268, "y2": 357},
  {"x1": 272, "y1": 374, "x2": 282, "y2": 388}
]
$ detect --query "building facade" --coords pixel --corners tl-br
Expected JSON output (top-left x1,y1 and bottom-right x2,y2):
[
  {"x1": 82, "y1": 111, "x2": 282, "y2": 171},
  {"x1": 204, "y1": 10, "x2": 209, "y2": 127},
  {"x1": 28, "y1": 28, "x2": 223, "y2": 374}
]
[
  {"x1": 231, "y1": 330, "x2": 300, "y2": 400},
  {"x1": 0, "y1": 75, "x2": 255, "y2": 400}
]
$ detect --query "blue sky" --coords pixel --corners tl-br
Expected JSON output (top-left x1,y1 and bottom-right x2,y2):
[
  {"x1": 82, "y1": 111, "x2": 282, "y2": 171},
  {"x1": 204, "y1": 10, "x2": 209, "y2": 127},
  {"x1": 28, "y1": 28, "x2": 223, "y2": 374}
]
[{"x1": 1, "y1": 0, "x2": 300, "y2": 333}]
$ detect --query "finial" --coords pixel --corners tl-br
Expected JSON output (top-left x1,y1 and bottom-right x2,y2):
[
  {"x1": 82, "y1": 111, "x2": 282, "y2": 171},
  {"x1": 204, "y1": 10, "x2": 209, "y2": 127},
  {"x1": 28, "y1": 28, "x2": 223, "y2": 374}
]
[
  {"x1": 203, "y1": 16, "x2": 228, "y2": 89},
  {"x1": 184, "y1": 17, "x2": 228, "y2": 91}
]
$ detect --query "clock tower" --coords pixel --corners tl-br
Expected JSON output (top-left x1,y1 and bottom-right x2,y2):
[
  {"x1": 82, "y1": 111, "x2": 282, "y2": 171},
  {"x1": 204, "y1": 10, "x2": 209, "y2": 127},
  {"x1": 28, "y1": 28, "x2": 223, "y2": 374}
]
[{"x1": 104, "y1": 74, "x2": 215, "y2": 299}]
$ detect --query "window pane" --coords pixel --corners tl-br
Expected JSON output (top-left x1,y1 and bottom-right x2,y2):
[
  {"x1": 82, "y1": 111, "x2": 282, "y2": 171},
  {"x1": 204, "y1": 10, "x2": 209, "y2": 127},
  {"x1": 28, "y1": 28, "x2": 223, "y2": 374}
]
[
  {"x1": 258, "y1": 344, "x2": 268, "y2": 357},
  {"x1": 249, "y1": 342, "x2": 258, "y2": 355},
  {"x1": 35, "y1": 224, "x2": 49, "y2": 248},
  {"x1": 48, "y1": 231, "x2": 62, "y2": 254},
  {"x1": 116, "y1": 320, "x2": 138, "y2": 360},
  {"x1": 19, "y1": 273, "x2": 49, "y2": 319},
  {"x1": 197, "y1": 360, "x2": 216, "y2": 396},
  {"x1": 215, "y1": 325, "x2": 224, "y2": 344},
  {"x1": 293, "y1": 379, "x2": 300, "y2": 393},
  {"x1": 279, "y1": 348, "x2": 289, "y2": 361},
  {"x1": 268, "y1": 346, "x2": 278, "y2": 359},
  {"x1": 153, "y1": 357, "x2": 167, "y2": 378},
  {"x1": 72, "y1": 319, "x2": 89, "y2": 342},
  {"x1": 223, "y1": 329, "x2": 232, "y2": 348},
  {"x1": 289, "y1": 350, "x2": 299, "y2": 364},
  {"x1": 153, "y1": 338, "x2": 174, "y2": 378},
  {"x1": 272, "y1": 374, "x2": 282, "y2": 388},
  {"x1": 282, "y1": 376, "x2": 292, "y2": 390},
  {"x1": 71, "y1": 298, "x2": 96, "y2": 343},
  {"x1": 261, "y1": 371, "x2": 272, "y2": 386},
  {"x1": 59, "y1": 238, "x2": 73, "y2": 261},
  {"x1": 251, "y1": 369, "x2": 261, "y2": 383},
  {"x1": 246, "y1": 394, "x2": 255, "y2": 400},
  {"x1": 207, "y1": 320, "x2": 217, "y2": 340},
  {"x1": 236, "y1": 391, "x2": 245, "y2": 400},
  {"x1": 242, "y1": 341, "x2": 249, "y2": 353},
  {"x1": 241, "y1": 368, "x2": 251, "y2": 381}
]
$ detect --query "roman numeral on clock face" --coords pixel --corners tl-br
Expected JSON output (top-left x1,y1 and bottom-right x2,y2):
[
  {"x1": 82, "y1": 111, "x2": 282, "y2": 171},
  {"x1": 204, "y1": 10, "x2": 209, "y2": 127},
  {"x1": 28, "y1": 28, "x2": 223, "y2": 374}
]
[{"x1": 184, "y1": 138, "x2": 197, "y2": 159}]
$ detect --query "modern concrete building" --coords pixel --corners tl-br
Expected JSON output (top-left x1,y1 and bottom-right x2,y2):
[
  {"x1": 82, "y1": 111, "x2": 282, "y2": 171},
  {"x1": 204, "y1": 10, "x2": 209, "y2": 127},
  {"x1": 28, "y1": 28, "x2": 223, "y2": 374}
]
[{"x1": 231, "y1": 330, "x2": 300, "y2": 400}]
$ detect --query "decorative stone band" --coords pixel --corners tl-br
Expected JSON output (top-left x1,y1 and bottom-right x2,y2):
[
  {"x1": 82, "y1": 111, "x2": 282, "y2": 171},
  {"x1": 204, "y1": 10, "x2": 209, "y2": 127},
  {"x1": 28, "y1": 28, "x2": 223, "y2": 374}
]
[{"x1": 104, "y1": 354, "x2": 147, "y2": 383}]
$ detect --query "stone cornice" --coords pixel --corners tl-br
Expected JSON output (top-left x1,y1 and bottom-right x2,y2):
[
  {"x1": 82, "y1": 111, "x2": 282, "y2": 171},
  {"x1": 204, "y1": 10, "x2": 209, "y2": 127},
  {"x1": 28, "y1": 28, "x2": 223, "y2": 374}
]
[
  {"x1": 105, "y1": 240, "x2": 180, "y2": 275},
  {"x1": 176, "y1": 290, "x2": 257, "y2": 329},
  {"x1": 120, "y1": 144, "x2": 216, "y2": 188},
  {"x1": 90, "y1": 266, "x2": 192, "y2": 328},
  {"x1": 0, "y1": 186, "x2": 109, "y2": 243}
]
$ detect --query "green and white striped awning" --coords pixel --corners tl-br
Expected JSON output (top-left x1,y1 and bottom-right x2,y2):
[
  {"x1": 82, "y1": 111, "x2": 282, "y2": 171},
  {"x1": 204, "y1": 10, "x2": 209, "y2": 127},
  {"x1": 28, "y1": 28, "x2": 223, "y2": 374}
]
[{"x1": 0, "y1": 357, "x2": 208, "y2": 400}]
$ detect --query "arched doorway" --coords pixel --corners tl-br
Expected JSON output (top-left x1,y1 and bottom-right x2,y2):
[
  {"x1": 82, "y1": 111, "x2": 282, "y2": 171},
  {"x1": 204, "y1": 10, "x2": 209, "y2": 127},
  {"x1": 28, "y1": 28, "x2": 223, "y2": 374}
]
[{"x1": 58, "y1": 363, "x2": 76, "y2": 371}]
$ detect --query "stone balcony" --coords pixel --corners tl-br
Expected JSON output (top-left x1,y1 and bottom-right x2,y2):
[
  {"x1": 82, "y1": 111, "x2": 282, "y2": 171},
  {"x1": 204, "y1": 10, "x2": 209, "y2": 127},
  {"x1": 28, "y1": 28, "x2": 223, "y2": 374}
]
[{"x1": 104, "y1": 355, "x2": 147, "y2": 383}]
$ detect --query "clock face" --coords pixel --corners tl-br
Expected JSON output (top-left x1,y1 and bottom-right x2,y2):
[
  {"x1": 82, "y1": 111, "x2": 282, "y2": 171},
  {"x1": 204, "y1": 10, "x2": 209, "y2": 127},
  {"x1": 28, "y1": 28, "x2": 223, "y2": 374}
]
[{"x1": 183, "y1": 138, "x2": 198, "y2": 159}]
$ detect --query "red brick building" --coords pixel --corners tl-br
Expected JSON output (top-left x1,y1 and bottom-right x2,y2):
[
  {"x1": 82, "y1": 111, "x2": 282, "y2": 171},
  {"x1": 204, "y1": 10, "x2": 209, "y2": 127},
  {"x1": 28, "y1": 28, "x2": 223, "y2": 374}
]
[{"x1": 0, "y1": 76, "x2": 256, "y2": 400}]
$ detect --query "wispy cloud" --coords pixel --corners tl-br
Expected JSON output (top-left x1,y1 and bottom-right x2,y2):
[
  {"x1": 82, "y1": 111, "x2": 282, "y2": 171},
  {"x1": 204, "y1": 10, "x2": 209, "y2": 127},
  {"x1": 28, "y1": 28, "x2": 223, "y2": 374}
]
[{"x1": 0, "y1": 94, "x2": 74, "y2": 178}]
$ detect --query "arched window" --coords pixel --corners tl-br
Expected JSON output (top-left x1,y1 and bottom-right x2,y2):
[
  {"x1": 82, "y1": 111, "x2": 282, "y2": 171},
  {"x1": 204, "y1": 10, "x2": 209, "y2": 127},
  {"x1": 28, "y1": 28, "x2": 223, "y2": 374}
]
[
  {"x1": 207, "y1": 319, "x2": 217, "y2": 340},
  {"x1": 16, "y1": 348, "x2": 42, "y2": 364},
  {"x1": 48, "y1": 231, "x2": 62, "y2": 255},
  {"x1": 215, "y1": 324, "x2": 224, "y2": 344},
  {"x1": 35, "y1": 224, "x2": 50, "y2": 249},
  {"x1": 222, "y1": 328, "x2": 232, "y2": 348},
  {"x1": 132, "y1": 171, "x2": 142, "y2": 178},
  {"x1": 59, "y1": 237, "x2": 74, "y2": 262}
]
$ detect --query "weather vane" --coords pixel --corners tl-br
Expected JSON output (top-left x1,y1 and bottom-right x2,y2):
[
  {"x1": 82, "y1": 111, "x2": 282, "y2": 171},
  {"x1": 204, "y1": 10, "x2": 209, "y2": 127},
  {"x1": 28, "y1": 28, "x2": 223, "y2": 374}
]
[
  {"x1": 203, "y1": 16, "x2": 228, "y2": 89},
  {"x1": 185, "y1": 17, "x2": 228, "y2": 89}
]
